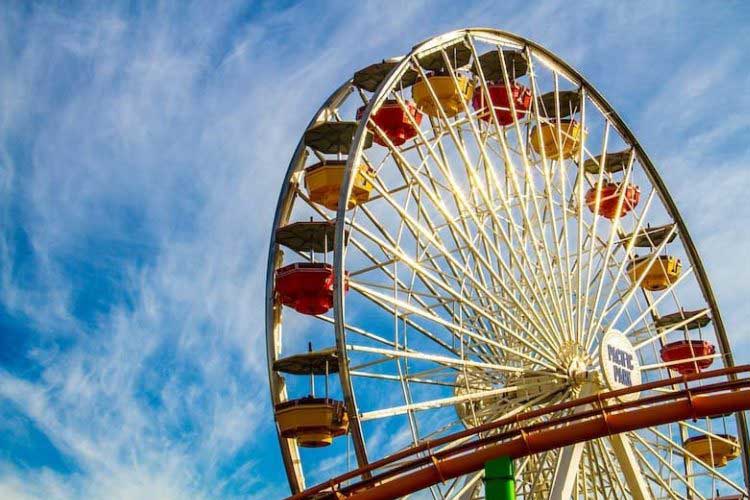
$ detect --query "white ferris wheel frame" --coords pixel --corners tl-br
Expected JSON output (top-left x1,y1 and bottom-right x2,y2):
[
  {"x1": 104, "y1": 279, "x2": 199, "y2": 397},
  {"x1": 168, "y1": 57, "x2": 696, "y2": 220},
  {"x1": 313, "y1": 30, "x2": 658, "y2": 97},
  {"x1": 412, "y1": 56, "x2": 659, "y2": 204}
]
[{"x1": 266, "y1": 28, "x2": 750, "y2": 498}]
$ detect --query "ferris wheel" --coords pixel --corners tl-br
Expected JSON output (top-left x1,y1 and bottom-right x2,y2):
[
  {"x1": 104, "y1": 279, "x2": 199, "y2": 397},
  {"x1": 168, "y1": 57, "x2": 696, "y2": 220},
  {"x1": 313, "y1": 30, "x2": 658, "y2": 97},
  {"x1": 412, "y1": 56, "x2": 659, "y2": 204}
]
[{"x1": 265, "y1": 28, "x2": 750, "y2": 499}]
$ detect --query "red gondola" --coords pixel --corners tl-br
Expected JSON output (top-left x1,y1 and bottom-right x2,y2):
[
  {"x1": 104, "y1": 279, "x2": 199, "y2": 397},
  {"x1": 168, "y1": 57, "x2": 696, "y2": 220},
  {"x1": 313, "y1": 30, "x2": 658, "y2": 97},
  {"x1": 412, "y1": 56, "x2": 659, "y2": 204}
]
[
  {"x1": 472, "y1": 82, "x2": 532, "y2": 125},
  {"x1": 585, "y1": 182, "x2": 640, "y2": 219},
  {"x1": 275, "y1": 263, "x2": 348, "y2": 315},
  {"x1": 357, "y1": 100, "x2": 423, "y2": 147},
  {"x1": 660, "y1": 339, "x2": 716, "y2": 374}
]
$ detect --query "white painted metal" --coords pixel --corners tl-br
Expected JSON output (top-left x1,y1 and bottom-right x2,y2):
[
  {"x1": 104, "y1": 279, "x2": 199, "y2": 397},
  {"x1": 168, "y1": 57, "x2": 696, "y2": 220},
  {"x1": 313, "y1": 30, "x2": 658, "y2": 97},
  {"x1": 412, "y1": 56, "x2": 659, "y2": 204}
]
[
  {"x1": 548, "y1": 383, "x2": 597, "y2": 499},
  {"x1": 267, "y1": 28, "x2": 750, "y2": 498},
  {"x1": 609, "y1": 432, "x2": 652, "y2": 500}
]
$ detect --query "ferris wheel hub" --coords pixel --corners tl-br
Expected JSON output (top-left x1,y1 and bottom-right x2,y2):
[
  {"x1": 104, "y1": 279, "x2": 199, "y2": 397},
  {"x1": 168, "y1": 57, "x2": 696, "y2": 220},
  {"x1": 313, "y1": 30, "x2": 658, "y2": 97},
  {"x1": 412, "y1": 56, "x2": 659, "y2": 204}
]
[{"x1": 557, "y1": 340, "x2": 592, "y2": 390}]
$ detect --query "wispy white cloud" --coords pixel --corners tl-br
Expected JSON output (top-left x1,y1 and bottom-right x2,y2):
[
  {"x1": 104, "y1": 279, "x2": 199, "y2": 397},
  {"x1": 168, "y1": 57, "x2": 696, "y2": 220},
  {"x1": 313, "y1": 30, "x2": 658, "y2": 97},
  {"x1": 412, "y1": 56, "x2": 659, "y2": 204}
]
[{"x1": 0, "y1": 1, "x2": 748, "y2": 498}]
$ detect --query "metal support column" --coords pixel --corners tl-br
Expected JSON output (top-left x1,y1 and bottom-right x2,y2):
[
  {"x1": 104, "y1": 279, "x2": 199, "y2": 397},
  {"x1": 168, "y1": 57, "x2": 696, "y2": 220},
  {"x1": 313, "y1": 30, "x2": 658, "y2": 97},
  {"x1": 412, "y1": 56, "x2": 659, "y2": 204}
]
[{"x1": 485, "y1": 456, "x2": 515, "y2": 500}]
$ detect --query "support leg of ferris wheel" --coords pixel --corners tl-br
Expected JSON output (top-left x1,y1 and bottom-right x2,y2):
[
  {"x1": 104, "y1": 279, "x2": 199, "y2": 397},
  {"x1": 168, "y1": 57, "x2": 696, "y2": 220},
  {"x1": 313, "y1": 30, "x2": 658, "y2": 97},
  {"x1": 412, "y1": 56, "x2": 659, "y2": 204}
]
[
  {"x1": 548, "y1": 383, "x2": 594, "y2": 499},
  {"x1": 548, "y1": 436, "x2": 586, "y2": 499},
  {"x1": 609, "y1": 433, "x2": 651, "y2": 499},
  {"x1": 548, "y1": 383, "x2": 652, "y2": 499}
]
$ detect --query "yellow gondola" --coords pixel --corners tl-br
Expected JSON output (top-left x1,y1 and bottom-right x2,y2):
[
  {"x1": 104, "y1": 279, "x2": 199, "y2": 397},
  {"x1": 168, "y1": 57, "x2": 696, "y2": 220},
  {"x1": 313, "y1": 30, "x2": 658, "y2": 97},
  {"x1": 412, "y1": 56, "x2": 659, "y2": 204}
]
[
  {"x1": 304, "y1": 160, "x2": 374, "y2": 211},
  {"x1": 530, "y1": 119, "x2": 583, "y2": 159},
  {"x1": 274, "y1": 397, "x2": 349, "y2": 448},
  {"x1": 627, "y1": 255, "x2": 681, "y2": 291},
  {"x1": 412, "y1": 73, "x2": 474, "y2": 118},
  {"x1": 684, "y1": 434, "x2": 740, "y2": 467}
]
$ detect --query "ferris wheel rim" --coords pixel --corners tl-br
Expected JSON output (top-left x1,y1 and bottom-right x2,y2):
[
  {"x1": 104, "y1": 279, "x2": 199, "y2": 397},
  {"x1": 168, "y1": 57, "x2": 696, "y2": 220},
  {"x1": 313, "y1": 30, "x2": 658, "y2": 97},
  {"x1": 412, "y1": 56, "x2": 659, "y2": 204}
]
[
  {"x1": 267, "y1": 27, "x2": 750, "y2": 496},
  {"x1": 333, "y1": 26, "x2": 750, "y2": 492},
  {"x1": 265, "y1": 80, "x2": 355, "y2": 493}
]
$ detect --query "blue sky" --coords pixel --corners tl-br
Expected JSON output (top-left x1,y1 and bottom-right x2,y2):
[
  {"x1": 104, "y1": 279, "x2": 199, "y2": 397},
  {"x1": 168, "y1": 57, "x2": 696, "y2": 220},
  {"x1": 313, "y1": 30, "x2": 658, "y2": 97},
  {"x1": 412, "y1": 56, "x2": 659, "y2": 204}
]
[{"x1": 1, "y1": 1, "x2": 749, "y2": 498}]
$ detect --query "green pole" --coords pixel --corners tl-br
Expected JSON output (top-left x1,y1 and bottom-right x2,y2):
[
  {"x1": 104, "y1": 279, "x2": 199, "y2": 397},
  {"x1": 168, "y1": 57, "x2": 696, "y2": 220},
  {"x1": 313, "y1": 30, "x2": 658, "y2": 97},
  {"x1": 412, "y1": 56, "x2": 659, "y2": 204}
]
[{"x1": 485, "y1": 456, "x2": 515, "y2": 500}]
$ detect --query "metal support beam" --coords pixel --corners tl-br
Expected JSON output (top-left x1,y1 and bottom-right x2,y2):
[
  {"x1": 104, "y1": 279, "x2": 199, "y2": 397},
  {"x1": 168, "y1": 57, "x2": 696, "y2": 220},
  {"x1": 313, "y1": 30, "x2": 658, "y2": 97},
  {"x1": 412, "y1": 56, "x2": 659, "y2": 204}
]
[
  {"x1": 343, "y1": 386, "x2": 750, "y2": 500},
  {"x1": 549, "y1": 383, "x2": 596, "y2": 499},
  {"x1": 609, "y1": 433, "x2": 652, "y2": 499},
  {"x1": 549, "y1": 437, "x2": 585, "y2": 499}
]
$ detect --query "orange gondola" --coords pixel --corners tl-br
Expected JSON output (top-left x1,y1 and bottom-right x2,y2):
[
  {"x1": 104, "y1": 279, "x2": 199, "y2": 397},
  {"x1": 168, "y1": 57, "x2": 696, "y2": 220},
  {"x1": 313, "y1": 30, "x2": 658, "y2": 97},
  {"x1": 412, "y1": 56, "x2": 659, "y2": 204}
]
[{"x1": 585, "y1": 182, "x2": 640, "y2": 219}]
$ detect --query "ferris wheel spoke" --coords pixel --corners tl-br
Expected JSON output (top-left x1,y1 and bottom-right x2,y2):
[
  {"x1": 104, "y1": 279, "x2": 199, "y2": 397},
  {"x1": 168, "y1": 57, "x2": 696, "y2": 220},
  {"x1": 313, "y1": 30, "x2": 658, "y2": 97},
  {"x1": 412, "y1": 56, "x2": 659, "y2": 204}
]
[
  {"x1": 485, "y1": 46, "x2": 573, "y2": 338},
  {"x1": 447, "y1": 137, "x2": 567, "y2": 346},
  {"x1": 346, "y1": 344, "x2": 528, "y2": 375},
  {"x1": 582, "y1": 175, "x2": 653, "y2": 339},
  {"x1": 342, "y1": 236, "x2": 462, "y2": 355},
  {"x1": 467, "y1": 38, "x2": 572, "y2": 343},
  {"x1": 577, "y1": 120, "x2": 612, "y2": 344},
  {"x1": 407, "y1": 55, "x2": 567, "y2": 347},
  {"x1": 630, "y1": 431, "x2": 706, "y2": 499},
  {"x1": 358, "y1": 383, "x2": 541, "y2": 422},
  {"x1": 404, "y1": 178, "x2": 478, "y2": 286},
  {"x1": 586, "y1": 440, "x2": 616, "y2": 498},
  {"x1": 315, "y1": 313, "x2": 404, "y2": 349},
  {"x1": 592, "y1": 437, "x2": 630, "y2": 498},
  {"x1": 355, "y1": 167, "x2": 563, "y2": 361},
  {"x1": 524, "y1": 55, "x2": 578, "y2": 342},
  {"x1": 646, "y1": 426, "x2": 746, "y2": 495},
  {"x1": 347, "y1": 256, "x2": 400, "y2": 278},
  {"x1": 606, "y1": 432, "x2": 653, "y2": 499},
  {"x1": 366, "y1": 144, "x2": 510, "y2": 309},
  {"x1": 549, "y1": 436, "x2": 586, "y2": 498},
  {"x1": 347, "y1": 215, "x2": 464, "y2": 315},
  {"x1": 348, "y1": 220, "x2": 543, "y2": 360},
  {"x1": 348, "y1": 293, "x2": 458, "y2": 356},
  {"x1": 333, "y1": 238, "x2": 468, "y2": 357},
  {"x1": 418, "y1": 50, "x2": 568, "y2": 340},
  {"x1": 350, "y1": 281, "x2": 560, "y2": 370},
  {"x1": 486, "y1": 44, "x2": 573, "y2": 341},
  {"x1": 350, "y1": 278, "x2": 457, "y2": 303},
  {"x1": 438, "y1": 44, "x2": 569, "y2": 340},
  {"x1": 632, "y1": 309, "x2": 711, "y2": 352},
  {"x1": 373, "y1": 151, "x2": 507, "y2": 341},
  {"x1": 581, "y1": 440, "x2": 607, "y2": 499},
  {"x1": 350, "y1": 367, "x2": 470, "y2": 389},
  {"x1": 583, "y1": 442, "x2": 603, "y2": 498},
  {"x1": 547, "y1": 75, "x2": 577, "y2": 343},
  {"x1": 632, "y1": 446, "x2": 686, "y2": 500},
  {"x1": 584, "y1": 214, "x2": 677, "y2": 351},
  {"x1": 572, "y1": 88, "x2": 589, "y2": 346},
  {"x1": 548, "y1": 383, "x2": 599, "y2": 499}
]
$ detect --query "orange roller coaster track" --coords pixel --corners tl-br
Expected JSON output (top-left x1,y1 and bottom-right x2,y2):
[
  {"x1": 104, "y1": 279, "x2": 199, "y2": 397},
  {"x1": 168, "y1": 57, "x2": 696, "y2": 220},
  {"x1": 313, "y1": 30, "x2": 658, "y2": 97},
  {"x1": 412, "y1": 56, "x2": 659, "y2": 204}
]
[{"x1": 288, "y1": 365, "x2": 750, "y2": 499}]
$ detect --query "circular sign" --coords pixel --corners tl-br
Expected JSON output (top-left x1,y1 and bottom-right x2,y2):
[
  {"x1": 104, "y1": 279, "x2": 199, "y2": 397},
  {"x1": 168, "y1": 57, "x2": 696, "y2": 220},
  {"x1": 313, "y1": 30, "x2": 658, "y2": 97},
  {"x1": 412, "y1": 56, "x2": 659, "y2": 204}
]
[{"x1": 599, "y1": 329, "x2": 641, "y2": 402}]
